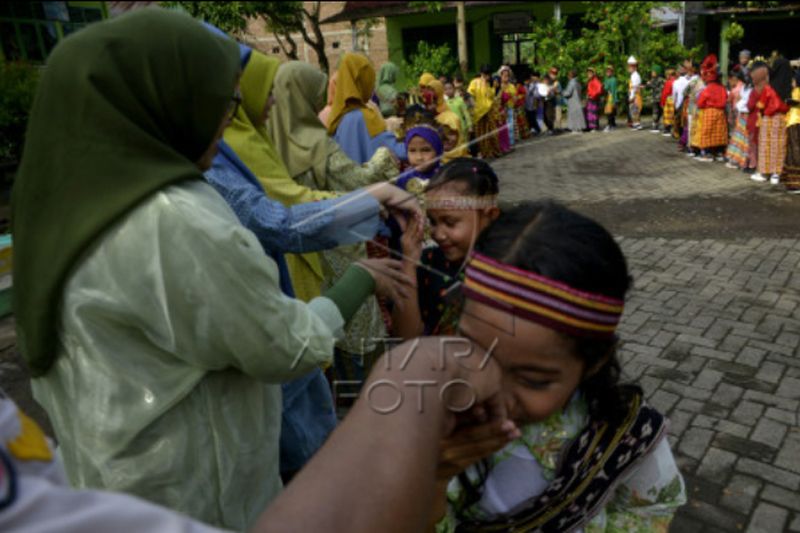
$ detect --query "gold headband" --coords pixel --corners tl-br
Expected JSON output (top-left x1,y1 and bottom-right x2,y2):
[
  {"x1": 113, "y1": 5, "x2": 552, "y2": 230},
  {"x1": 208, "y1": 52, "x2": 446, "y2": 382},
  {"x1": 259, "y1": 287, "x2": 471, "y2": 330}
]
[{"x1": 425, "y1": 194, "x2": 498, "y2": 210}]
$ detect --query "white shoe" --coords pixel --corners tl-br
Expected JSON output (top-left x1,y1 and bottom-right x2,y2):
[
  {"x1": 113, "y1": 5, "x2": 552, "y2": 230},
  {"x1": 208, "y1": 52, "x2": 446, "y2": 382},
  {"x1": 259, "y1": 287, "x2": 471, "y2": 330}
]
[
  {"x1": 770, "y1": 174, "x2": 781, "y2": 185},
  {"x1": 715, "y1": 156, "x2": 725, "y2": 162},
  {"x1": 788, "y1": 189, "x2": 800, "y2": 194},
  {"x1": 686, "y1": 152, "x2": 696, "y2": 157},
  {"x1": 662, "y1": 132, "x2": 672, "y2": 136},
  {"x1": 751, "y1": 173, "x2": 767, "y2": 182},
  {"x1": 698, "y1": 155, "x2": 713, "y2": 162},
  {"x1": 725, "y1": 162, "x2": 738, "y2": 169}
]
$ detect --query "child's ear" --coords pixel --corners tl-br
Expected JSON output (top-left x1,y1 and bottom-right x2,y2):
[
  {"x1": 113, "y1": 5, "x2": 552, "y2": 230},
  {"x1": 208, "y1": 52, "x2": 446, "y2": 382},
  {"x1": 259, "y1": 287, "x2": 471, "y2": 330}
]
[
  {"x1": 583, "y1": 345, "x2": 615, "y2": 380},
  {"x1": 483, "y1": 206, "x2": 500, "y2": 222}
]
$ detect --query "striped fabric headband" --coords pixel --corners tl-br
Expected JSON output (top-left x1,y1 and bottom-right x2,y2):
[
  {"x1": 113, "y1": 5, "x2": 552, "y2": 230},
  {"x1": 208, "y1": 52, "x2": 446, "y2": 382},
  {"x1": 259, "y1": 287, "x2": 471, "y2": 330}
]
[{"x1": 462, "y1": 252, "x2": 625, "y2": 339}]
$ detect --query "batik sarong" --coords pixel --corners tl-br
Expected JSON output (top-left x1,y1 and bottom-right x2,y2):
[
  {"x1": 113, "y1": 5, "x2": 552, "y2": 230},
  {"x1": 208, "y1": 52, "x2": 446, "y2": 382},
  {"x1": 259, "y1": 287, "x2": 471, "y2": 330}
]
[
  {"x1": 585, "y1": 99, "x2": 600, "y2": 130},
  {"x1": 725, "y1": 114, "x2": 750, "y2": 168},
  {"x1": 780, "y1": 124, "x2": 800, "y2": 190},
  {"x1": 663, "y1": 96, "x2": 675, "y2": 126},
  {"x1": 758, "y1": 113, "x2": 787, "y2": 175},
  {"x1": 698, "y1": 107, "x2": 728, "y2": 149}
]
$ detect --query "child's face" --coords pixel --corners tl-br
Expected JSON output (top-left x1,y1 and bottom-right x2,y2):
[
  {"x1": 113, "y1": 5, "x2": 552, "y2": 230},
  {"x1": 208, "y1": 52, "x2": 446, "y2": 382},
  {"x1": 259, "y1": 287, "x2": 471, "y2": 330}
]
[
  {"x1": 444, "y1": 83, "x2": 455, "y2": 98},
  {"x1": 407, "y1": 135, "x2": 437, "y2": 172},
  {"x1": 605, "y1": 68, "x2": 613, "y2": 77},
  {"x1": 459, "y1": 299, "x2": 587, "y2": 425},
  {"x1": 442, "y1": 127, "x2": 459, "y2": 152},
  {"x1": 425, "y1": 182, "x2": 497, "y2": 263},
  {"x1": 651, "y1": 71, "x2": 657, "y2": 79}
]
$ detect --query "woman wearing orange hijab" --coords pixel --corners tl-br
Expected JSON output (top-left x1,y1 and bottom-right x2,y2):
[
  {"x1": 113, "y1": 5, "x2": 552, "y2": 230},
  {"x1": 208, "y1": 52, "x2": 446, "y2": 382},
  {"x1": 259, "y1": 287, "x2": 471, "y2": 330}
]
[{"x1": 329, "y1": 53, "x2": 405, "y2": 164}]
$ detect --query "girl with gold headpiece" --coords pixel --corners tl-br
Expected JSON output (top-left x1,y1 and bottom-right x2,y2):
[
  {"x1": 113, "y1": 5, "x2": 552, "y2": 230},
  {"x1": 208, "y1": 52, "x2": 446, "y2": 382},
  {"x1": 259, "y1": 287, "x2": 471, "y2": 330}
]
[
  {"x1": 393, "y1": 158, "x2": 500, "y2": 339},
  {"x1": 429, "y1": 201, "x2": 687, "y2": 532},
  {"x1": 329, "y1": 53, "x2": 406, "y2": 165}
]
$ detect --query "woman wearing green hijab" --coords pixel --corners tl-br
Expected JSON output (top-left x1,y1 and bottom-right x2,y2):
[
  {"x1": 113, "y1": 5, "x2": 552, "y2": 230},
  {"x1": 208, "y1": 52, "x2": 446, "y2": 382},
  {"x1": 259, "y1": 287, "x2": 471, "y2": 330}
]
[
  {"x1": 376, "y1": 61, "x2": 400, "y2": 117},
  {"x1": 224, "y1": 51, "x2": 336, "y2": 303},
  {"x1": 11, "y1": 8, "x2": 414, "y2": 530},
  {"x1": 266, "y1": 61, "x2": 400, "y2": 404}
]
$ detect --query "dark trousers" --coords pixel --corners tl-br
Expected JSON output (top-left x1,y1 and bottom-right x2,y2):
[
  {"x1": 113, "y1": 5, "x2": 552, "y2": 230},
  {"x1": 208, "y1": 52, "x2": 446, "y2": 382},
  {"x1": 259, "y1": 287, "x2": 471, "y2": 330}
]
[
  {"x1": 652, "y1": 103, "x2": 663, "y2": 128},
  {"x1": 526, "y1": 109, "x2": 540, "y2": 134},
  {"x1": 607, "y1": 110, "x2": 616, "y2": 128},
  {"x1": 544, "y1": 101, "x2": 556, "y2": 131}
]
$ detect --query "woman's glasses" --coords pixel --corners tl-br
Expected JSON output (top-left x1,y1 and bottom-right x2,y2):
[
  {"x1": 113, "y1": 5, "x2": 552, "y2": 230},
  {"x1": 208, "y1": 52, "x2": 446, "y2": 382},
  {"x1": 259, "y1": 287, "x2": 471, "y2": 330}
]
[{"x1": 228, "y1": 90, "x2": 242, "y2": 121}]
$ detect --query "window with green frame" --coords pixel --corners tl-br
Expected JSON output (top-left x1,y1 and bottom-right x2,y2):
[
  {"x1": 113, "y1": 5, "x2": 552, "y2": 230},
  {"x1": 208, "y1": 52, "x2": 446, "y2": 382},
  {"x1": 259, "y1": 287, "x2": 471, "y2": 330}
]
[{"x1": 0, "y1": 2, "x2": 104, "y2": 62}]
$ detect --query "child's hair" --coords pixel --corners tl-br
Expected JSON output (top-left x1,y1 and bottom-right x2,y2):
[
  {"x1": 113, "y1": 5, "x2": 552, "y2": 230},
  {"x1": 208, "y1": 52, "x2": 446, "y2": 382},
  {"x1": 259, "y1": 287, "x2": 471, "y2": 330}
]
[
  {"x1": 454, "y1": 73, "x2": 464, "y2": 83},
  {"x1": 480, "y1": 64, "x2": 492, "y2": 76},
  {"x1": 402, "y1": 104, "x2": 436, "y2": 132},
  {"x1": 472, "y1": 200, "x2": 637, "y2": 425},
  {"x1": 426, "y1": 158, "x2": 500, "y2": 197}
]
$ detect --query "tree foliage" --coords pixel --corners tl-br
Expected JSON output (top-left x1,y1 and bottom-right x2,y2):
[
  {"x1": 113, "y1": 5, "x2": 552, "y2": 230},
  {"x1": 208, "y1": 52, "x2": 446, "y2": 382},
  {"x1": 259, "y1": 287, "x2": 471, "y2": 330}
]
[
  {"x1": 0, "y1": 62, "x2": 39, "y2": 164},
  {"x1": 529, "y1": 2, "x2": 701, "y2": 82},
  {"x1": 164, "y1": 1, "x2": 331, "y2": 74},
  {"x1": 400, "y1": 42, "x2": 459, "y2": 90}
]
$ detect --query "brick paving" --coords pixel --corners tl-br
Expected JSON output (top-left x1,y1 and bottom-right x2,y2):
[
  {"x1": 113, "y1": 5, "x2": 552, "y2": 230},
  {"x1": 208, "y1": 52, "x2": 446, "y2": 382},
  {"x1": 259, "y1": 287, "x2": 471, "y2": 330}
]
[
  {"x1": 1, "y1": 127, "x2": 799, "y2": 531},
  {"x1": 494, "y1": 129, "x2": 800, "y2": 532}
]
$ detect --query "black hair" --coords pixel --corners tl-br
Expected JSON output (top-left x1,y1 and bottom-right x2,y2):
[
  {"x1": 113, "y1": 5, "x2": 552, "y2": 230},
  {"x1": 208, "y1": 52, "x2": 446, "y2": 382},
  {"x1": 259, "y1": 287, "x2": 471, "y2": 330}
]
[
  {"x1": 454, "y1": 201, "x2": 638, "y2": 513},
  {"x1": 751, "y1": 60, "x2": 768, "y2": 72},
  {"x1": 531, "y1": 70, "x2": 540, "y2": 77},
  {"x1": 427, "y1": 158, "x2": 499, "y2": 196},
  {"x1": 473, "y1": 201, "x2": 637, "y2": 425},
  {"x1": 454, "y1": 73, "x2": 464, "y2": 82},
  {"x1": 480, "y1": 63, "x2": 492, "y2": 75}
]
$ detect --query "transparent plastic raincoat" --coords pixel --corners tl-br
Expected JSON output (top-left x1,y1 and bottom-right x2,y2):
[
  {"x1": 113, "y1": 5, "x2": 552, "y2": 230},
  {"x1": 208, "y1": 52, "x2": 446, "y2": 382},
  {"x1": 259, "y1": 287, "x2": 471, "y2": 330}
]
[{"x1": 32, "y1": 181, "x2": 344, "y2": 530}]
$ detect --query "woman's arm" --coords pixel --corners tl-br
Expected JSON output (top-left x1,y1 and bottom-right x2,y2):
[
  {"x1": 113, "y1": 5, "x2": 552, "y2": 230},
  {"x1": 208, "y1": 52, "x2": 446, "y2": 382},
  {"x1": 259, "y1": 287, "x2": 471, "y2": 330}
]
[
  {"x1": 206, "y1": 161, "x2": 381, "y2": 254},
  {"x1": 252, "y1": 337, "x2": 507, "y2": 533},
  {"x1": 325, "y1": 141, "x2": 399, "y2": 192}
]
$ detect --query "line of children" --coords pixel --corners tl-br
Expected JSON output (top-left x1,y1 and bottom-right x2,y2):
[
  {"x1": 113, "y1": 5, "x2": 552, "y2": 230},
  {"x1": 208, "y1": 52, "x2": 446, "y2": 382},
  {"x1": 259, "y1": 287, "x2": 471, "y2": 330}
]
[{"x1": 652, "y1": 52, "x2": 799, "y2": 195}]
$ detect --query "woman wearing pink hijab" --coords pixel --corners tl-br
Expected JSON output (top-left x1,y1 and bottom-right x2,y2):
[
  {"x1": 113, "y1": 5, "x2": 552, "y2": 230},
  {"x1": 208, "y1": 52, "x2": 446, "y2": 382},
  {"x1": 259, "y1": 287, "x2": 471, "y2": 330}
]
[{"x1": 318, "y1": 70, "x2": 338, "y2": 126}]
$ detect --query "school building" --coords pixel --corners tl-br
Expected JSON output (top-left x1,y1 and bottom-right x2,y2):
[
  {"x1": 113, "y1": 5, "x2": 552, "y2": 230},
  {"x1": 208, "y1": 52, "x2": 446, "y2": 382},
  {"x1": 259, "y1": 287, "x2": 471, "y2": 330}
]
[{"x1": 0, "y1": 2, "x2": 109, "y2": 62}]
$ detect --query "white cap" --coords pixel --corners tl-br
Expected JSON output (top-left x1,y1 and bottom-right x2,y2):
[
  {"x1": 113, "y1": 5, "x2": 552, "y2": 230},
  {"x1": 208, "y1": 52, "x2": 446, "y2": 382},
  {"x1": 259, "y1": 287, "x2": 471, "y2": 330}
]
[{"x1": 627, "y1": 55, "x2": 638, "y2": 65}]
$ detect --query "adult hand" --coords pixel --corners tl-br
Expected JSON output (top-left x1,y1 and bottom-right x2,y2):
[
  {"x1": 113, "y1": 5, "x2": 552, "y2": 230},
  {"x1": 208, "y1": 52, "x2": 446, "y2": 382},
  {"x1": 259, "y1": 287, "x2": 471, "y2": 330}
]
[
  {"x1": 385, "y1": 116, "x2": 403, "y2": 133},
  {"x1": 355, "y1": 258, "x2": 414, "y2": 305},
  {"x1": 436, "y1": 419, "x2": 520, "y2": 481},
  {"x1": 365, "y1": 183, "x2": 423, "y2": 233}
]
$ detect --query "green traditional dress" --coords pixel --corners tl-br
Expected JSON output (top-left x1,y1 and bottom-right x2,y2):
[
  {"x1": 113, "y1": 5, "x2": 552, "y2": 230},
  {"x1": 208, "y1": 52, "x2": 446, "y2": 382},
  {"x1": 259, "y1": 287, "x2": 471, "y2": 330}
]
[{"x1": 438, "y1": 390, "x2": 686, "y2": 532}]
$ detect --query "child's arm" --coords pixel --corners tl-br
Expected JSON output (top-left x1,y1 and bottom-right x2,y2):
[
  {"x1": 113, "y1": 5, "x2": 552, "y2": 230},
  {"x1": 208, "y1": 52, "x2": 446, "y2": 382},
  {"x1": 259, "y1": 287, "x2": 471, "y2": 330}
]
[{"x1": 391, "y1": 215, "x2": 425, "y2": 339}]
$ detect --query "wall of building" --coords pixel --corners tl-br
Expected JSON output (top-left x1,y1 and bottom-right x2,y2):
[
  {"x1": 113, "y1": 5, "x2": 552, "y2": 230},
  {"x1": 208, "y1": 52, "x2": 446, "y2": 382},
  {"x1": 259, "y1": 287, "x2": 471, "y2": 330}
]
[
  {"x1": 245, "y1": 1, "x2": 388, "y2": 75},
  {"x1": 384, "y1": 1, "x2": 587, "y2": 86}
]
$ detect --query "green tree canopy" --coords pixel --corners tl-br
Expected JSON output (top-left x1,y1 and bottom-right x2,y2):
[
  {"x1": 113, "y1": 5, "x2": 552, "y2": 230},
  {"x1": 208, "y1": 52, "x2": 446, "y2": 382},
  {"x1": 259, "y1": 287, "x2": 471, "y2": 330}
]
[{"x1": 529, "y1": 2, "x2": 701, "y2": 82}]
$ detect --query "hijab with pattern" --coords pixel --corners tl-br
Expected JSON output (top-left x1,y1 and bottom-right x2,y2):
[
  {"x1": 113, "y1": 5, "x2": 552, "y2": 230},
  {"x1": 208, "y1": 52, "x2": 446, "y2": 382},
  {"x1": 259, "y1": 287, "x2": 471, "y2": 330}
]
[{"x1": 12, "y1": 8, "x2": 240, "y2": 376}]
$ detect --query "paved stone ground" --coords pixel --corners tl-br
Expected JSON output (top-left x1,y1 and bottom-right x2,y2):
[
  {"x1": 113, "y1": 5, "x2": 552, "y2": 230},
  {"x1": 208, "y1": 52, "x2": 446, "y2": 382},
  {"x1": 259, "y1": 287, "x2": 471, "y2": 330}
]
[
  {"x1": 2, "y1": 127, "x2": 799, "y2": 531},
  {"x1": 493, "y1": 129, "x2": 800, "y2": 533}
]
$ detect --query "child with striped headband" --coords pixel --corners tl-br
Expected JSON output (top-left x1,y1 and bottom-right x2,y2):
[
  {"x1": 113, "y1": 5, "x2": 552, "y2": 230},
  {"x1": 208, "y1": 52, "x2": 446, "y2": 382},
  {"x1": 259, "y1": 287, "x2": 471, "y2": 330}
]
[
  {"x1": 391, "y1": 158, "x2": 500, "y2": 339},
  {"x1": 429, "y1": 201, "x2": 686, "y2": 532}
]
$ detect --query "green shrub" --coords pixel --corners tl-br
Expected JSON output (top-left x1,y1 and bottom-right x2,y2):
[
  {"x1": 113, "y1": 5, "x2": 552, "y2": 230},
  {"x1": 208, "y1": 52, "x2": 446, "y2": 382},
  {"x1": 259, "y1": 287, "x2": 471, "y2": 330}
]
[
  {"x1": 400, "y1": 41, "x2": 460, "y2": 90},
  {"x1": 0, "y1": 61, "x2": 39, "y2": 164}
]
